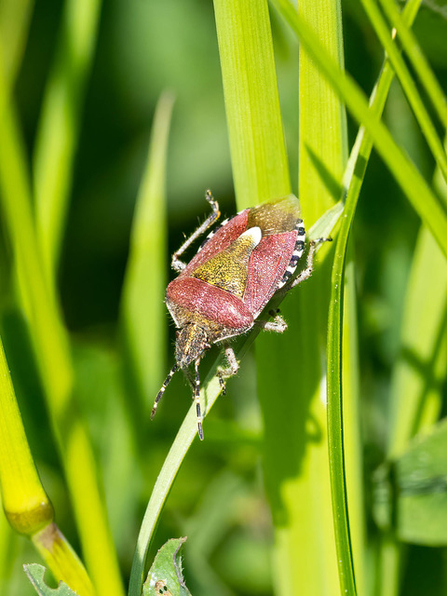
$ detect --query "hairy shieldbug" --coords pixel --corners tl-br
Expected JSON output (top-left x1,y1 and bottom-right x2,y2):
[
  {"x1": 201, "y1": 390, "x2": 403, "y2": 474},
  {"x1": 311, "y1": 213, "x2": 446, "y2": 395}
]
[{"x1": 151, "y1": 190, "x2": 328, "y2": 439}]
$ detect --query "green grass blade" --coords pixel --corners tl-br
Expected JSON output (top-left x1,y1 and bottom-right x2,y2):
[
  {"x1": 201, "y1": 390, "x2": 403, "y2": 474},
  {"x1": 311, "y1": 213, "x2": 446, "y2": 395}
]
[
  {"x1": 213, "y1": 0, "x2": 290, "y2": 207},
  {"x1": 377, "y1": 224, "x2": 447, "y2": 596},
  {"x1": 33, "y1": 0, "x2": 103, "y2": 278},
  {"x1": 296, "y1": 0, "x2": 350, "y2": 593},
  {"x1": 255, "y1": 0, "x2": 349, "y2": 593},
  {"x1": 0, "y1": 0, "x2": 33, "y2": 85},
  {"x1": 272, "y1": 0, "x2": 447, "y2": 259},
  {"x1": 360, "y1": 0, "x2": 447, "y2": 184},
  {"x1": 121, "y1": 91, "x2": 174, "y2": 413},
  {"x1": 0, "y1": 48, "x2": 73, "y2": 420},
  {"x1": 130, "y1": 2, "x2": 291, "y2": 593},
  {"x1": 379, "y1": 0, "x2": 447, "y2": 130},
  {"x1": 128, "y1": 374, "x2": 222, "y2": 596},
  {"x1": 128, "y1": 312, "x2": 277, "y2": 596},
  {"x1": 323, "y1": 3, "x2": 423, "y2": 593},
  {"x1": 388, "y1": 227, "x2": 447, "y2": 460},
  {"x1": 387, "y1": 138, "x2": 447, "y2": 456},
  {"x1": 0, "y1": 47, "x2": 124, "y2": 596},
  {"x1": 327, "y1": 226, "x2": 357, "y2": 596},
  {"x1": 268, "y1": 1, "x2": 424, "y2": 593}
]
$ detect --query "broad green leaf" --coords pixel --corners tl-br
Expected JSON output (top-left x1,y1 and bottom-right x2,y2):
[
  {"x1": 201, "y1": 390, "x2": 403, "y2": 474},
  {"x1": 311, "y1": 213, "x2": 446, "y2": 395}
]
[
  {"x1": 142, "y1": 538, "x2": 192, "y2": 596},
  {"x1": 374, "y1": 418, "x2": 447, "y2": 545}
]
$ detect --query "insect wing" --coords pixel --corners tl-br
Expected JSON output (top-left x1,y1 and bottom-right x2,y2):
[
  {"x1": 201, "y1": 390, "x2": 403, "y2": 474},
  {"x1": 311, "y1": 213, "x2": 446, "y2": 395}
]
[
  {"x1": 244, "y1": 231, "x2": 297, "y2": 314},
  {"x1": 180, "y1": 210, "x2": 249, "y2": 277}
]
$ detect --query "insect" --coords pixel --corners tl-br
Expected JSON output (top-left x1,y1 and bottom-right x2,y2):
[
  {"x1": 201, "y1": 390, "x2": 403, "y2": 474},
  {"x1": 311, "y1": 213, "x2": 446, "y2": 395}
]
[{"x1": 151, "y1": 190, "x2": 329, "y2": 439}]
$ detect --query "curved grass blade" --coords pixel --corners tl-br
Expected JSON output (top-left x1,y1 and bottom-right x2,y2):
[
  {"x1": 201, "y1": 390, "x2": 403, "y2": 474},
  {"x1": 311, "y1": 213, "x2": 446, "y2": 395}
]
[
  {"x1": 0, "y1": 335, "x2": 94, "y2": 595},
  {"x1": 271, "y1": 0, "x2": 447, "y2": 259},
  {"x1": 121, "y1": 91, "x2": 174, "y2": 414},
  {"x1": 379, "y1": 0, "x2": 447, "y2": 130},
  {"x1": 360, "y1": 0, "x2": 447, "y2": 184}
]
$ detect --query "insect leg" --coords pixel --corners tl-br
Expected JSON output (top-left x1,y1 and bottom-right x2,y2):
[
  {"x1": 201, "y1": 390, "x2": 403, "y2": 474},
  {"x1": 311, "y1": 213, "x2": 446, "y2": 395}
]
[
  {"x1": 151, "y1": 363, "x2": 179, "y2": 420},
  {"x1": 171, "y1": 190, "x2": 221, "y2": 272},
  {"x1": 217, "y1": 343, "x2": 239, "y2": 394},
  {"x1": 287, "y1": 237, "x2": 332, "y2": 290},
  {"x1": 194, "y1": 358, "x2": 204, "y2": 440},
  {"x1": 256, "y1": 309, "x2": 288, "y2": 333}
]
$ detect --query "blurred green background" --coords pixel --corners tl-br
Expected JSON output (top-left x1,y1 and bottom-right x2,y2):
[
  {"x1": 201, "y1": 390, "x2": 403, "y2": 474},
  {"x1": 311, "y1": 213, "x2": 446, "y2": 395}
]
[{"x1": 1, "y1": 0, "x2": 447, "y2": 595}]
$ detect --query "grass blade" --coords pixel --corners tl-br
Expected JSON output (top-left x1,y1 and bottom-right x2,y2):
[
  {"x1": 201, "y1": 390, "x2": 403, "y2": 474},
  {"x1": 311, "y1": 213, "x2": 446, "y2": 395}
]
[
  {"x1": 128, "y1": 374, "x2": 222, "y2": 596},
  {"x1": 272, "y1": 0, "x2": 447, "y2": 258},
  {"x1": 379, "y1": 0, "x2": 447, "y2": 130},
  {"x1": 33, "y1": 0, "x2": 103, "y2": 278},
  {"x1": 213, "y1": 0, "x2": 291, "y2": 207},
  {"x1": 256, "y1": 0, "x2": 349, "y2": 593},
  {"x1": 130, "y1": 1, "x2": 291, "y2": 593},
  {"x1": 0, "y1": 45, "x2": 124, "y2": 596},
  {"x1": 121, "y1": 91, "x2": 174, "y2": 413},
  {"x1": 295, "y1": 0, "x2": 349, "y2": 592},
  {"x1": 360, "y1": 0, "x2": 447, "y2": 184},
  {"x1": 0, "y1": 0, "x2": 33, "y2": 84},
  {"x1": 322, "y1": 2, "x2": 423, "y2": 595},
  {"x1": 0, "y1": 334, "x2": 95, "y2": 595}
]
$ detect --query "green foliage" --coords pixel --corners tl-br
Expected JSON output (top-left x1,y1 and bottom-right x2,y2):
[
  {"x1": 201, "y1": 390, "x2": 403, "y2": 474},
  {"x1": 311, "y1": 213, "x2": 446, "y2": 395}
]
[
  {"x1": 1, "y1": 1, "x2": 447, "y2": 596},
  {"x1": 24, "y1": 564, "x2": 77, "y2": 596},
  {"x1": 374, "y1": 418, "x2": 447, "y2": 545},
  {"x1": 142, "y1": 538, "x2": 191, "y2": 596}
]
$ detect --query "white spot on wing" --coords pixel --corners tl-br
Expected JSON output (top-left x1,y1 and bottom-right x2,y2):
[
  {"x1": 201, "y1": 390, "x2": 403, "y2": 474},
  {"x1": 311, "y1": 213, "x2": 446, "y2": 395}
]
[{"x1": 243, "y1": 226, "x2": 262, "y2": 246}]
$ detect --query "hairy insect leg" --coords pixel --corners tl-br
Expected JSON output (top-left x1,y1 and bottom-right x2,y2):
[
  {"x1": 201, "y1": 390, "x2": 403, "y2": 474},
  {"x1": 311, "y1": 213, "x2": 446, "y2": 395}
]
[
  {"x1": 286, "y1": 237, "x2": 332, "y2": 290},
  {"x1": 256, "y1": 309, "x2": 288, "y2": 333},
  {"x1": 151, "y1": 363, "x2": 179, "y2": 420},
  {"x1": 217, "y1": 343, "x2": 239, "y2": 394},
  {"x1": 194, "y1": 358, "x2": 204, "y2": 440},
  {"x1": 171, "y1": 190, "x2": 221, "y2": 272},
  {"x1": 184, "y1": 367, "x2": 196, "y2": 391}
]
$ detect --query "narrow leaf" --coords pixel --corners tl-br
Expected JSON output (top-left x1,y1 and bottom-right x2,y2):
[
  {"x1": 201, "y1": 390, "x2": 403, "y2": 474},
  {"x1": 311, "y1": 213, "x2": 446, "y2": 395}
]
[
  {"x1": 121, "y1": 91, "x2": 174, "y2": 412},
  {"x1": 213, "y1": 0, "x2": 290, "y2": 207}
]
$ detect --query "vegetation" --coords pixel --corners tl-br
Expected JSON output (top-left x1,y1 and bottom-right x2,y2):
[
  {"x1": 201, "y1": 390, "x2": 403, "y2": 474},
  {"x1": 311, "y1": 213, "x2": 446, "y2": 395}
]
[{"x1": 0, "y1": 1, "x2": 446, "y2": 595}]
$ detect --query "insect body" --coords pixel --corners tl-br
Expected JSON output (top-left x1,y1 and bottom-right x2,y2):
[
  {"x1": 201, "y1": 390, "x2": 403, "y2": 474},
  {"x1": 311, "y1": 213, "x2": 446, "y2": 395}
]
[{"x1": 152, "y1": 191, "x2": 326, "y2": 439}]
